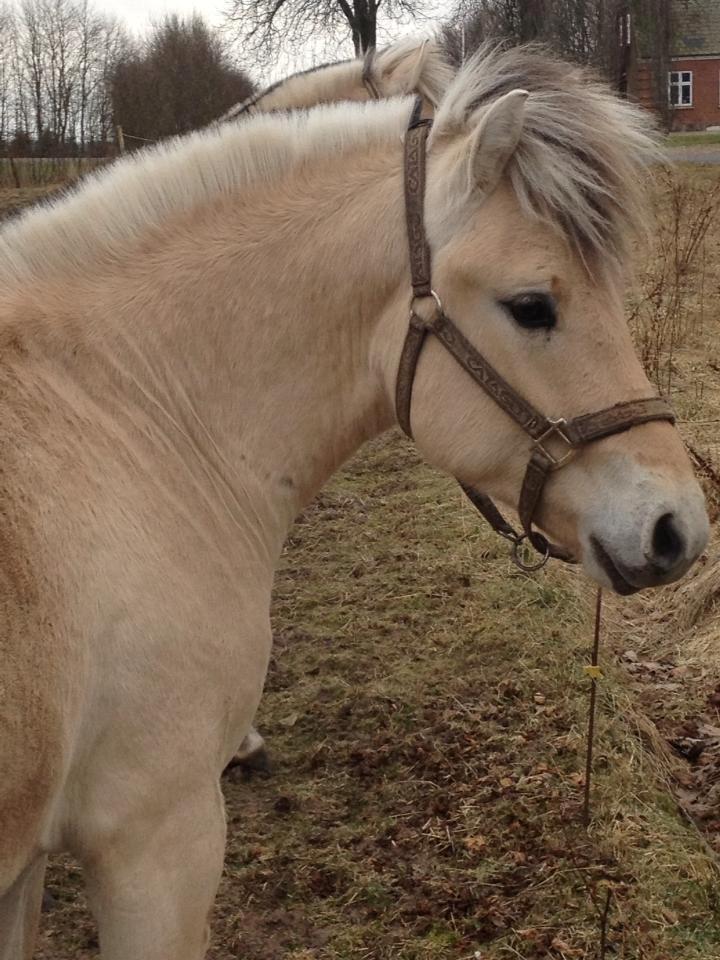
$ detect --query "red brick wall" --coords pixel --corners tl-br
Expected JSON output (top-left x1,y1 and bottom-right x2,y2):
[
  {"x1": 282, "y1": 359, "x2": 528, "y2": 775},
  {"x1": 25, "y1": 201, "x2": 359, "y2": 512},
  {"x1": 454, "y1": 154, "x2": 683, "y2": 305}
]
[
  {"x1": 669, "y1": 58, "x2": 720, "y2": 130},
  {"x1": 631, "y1": 61, "x2": 655, "y2": 113},
  {"x1": 630, "y1": 58, "x2": 720, "y2": 130}
]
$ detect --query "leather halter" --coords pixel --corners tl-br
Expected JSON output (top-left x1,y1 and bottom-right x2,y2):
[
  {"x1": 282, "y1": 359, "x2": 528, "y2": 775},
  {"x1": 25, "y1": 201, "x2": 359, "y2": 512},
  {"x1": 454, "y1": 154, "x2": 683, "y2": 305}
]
[{"x1": 396, "y1": 98, "x2": 676, "y2": 570}]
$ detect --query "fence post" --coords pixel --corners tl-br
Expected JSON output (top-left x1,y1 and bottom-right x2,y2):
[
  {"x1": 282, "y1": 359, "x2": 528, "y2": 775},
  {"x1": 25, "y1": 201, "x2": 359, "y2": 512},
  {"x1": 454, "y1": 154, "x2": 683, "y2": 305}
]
[
  {"x1": 8, "y1": 155, "x2": 21, "y2": 189},
  {"x1": 116, "y1": 125, "x2": 125, "y2": 155}
]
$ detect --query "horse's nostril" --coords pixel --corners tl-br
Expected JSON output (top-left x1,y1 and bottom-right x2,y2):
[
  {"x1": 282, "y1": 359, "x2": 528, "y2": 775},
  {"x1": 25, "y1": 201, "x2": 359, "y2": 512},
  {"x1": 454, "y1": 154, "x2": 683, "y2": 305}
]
[{"x1": 651, "y1": 512, "x2": 685, "y2": 570}]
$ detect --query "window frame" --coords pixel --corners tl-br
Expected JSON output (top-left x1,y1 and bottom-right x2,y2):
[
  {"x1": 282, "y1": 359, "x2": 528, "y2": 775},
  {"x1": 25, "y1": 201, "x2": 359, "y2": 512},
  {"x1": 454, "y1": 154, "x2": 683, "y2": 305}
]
[{"x1": 668, "y1": 70, "x2": 693, "y2": 108}]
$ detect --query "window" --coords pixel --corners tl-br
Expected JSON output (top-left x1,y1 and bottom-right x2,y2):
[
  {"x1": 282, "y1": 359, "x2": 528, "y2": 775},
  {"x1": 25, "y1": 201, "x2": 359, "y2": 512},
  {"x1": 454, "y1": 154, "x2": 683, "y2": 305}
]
[{"x1": 669, "y1": 71, "x2": 693, "y2": 107}]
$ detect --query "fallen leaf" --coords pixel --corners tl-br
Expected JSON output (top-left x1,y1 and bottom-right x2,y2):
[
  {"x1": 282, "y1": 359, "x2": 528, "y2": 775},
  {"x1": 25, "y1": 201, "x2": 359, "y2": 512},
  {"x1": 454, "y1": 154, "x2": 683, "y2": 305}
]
[{"x1": 464, "y1": 835, "x2": 487, "y2": 853}]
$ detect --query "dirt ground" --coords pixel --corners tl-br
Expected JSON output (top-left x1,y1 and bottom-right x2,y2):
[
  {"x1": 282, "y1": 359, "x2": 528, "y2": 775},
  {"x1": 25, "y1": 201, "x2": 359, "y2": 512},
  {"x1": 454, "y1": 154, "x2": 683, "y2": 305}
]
[{"x1": 3, "y1": 165, "x2": 720, "y2": 959}]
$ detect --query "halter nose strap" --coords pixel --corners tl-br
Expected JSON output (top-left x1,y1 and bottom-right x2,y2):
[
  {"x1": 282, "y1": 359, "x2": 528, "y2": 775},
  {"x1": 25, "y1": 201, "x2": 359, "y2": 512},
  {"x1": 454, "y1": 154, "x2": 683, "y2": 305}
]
[{"x1": 395, "y1": 98, "x2": 676, "y2": 570}]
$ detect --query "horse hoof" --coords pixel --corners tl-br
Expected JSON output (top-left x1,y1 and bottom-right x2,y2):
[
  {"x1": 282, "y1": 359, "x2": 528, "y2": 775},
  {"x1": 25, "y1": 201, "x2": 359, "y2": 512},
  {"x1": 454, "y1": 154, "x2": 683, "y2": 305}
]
[
  {"x1": 223, "y1": 729, "x2": 272, "y2": 780},
  {"x1": 223, "y1": 746, "x2": 272, "y2": 780},
  {"x1": 241, "y1": 745, "x2": 271, "y2": 775}
]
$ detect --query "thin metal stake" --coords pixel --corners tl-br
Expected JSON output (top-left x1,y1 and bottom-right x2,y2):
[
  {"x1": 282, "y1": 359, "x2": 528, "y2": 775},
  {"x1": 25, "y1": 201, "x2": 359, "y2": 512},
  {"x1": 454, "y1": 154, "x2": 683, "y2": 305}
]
[
  {"x1": 599, "y1": 886, "x2": 612, "y2": 959},
  {"x1": 583, "y1": 588, "x2": 603, "y2": 826}
]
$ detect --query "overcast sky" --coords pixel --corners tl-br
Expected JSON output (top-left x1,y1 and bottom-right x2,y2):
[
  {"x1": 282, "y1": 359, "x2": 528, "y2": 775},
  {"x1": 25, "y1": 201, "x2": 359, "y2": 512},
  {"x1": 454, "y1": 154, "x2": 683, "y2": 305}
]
[
  {"x1": 97, "y1": 1, "x2": 451, "y2": 51},
  {"x1": 93, "y1": 0, "x2": 452, "y2": 80},
  {"x1": 100, "y1": 0, "x2": 225, "y2": 33}
]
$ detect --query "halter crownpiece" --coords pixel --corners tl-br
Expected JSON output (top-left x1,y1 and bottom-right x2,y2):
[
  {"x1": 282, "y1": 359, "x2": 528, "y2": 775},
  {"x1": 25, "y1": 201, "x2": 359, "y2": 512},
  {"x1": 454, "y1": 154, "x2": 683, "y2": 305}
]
[{"x1": 396, "y1": 98, "x2": 676, "y2": 571}]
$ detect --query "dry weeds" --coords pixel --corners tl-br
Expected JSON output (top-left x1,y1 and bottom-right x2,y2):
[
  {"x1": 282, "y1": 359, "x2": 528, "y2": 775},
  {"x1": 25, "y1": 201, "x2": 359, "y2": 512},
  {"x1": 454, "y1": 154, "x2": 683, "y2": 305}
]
[{"x1": 629, "y1": 166, "x2": 720, "y2": 395}]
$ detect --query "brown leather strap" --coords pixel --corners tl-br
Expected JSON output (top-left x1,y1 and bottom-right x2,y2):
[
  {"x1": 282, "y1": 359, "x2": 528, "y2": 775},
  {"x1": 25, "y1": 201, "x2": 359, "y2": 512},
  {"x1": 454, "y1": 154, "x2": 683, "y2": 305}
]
[
  {"x1": 459, "y1": 483, "x2": 525, "y2": 542},
  {"x1": 430, "y1": 311, "x2": 547, "y2": 437},
  {"x1": 396, "y1": 98, "x2": 676, "y2": 568},
  {"x1": 396, "y1": 318, "x2": 427, "y2": 439},
  {"x1": 563, "y1": 397, "x2": 675, "y2": 444},
  {"x1": 404, "y1": 108, "x2": 433, "y2": 298},
  {"x1": 518, "y1": 453, "x2": 557, "y2": 551}
]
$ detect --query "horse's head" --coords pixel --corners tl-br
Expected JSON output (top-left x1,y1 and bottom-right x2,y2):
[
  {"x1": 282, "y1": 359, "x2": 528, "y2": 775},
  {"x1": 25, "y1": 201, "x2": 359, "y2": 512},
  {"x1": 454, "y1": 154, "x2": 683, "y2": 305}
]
[{"x1": 396, "y1": 46, "x2": 708, "y2": 593}]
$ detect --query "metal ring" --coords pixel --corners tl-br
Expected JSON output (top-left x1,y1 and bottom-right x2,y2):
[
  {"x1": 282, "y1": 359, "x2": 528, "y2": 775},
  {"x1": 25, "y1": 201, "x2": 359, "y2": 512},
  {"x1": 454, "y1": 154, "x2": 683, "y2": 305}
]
[
  {"x1": 409, "y1": 289, "x2": 444, "y2": 326},
  {"x1": 511, "y1": 536, "x2": 550, "y2": 572}
]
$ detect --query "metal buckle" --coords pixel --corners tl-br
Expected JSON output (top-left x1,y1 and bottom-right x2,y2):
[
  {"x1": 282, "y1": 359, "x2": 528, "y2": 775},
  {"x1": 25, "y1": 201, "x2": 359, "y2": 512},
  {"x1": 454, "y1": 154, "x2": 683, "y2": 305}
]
[
  {"x1": 533, "y1": 418, "x2": 575, "y2": 470},
  {"x1": 512, "y1": 535, "x2": 550, "y2": 572},
  {"x1": 409, "y1": 289, "x2": 444, "y2": 327}
]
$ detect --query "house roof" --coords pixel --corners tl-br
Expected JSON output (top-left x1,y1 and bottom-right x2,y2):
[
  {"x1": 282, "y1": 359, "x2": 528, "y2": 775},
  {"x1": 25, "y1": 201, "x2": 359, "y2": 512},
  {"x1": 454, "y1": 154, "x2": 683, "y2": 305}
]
[{"x1": 672, "y1": 0, "x2": 720, "y2": 57}]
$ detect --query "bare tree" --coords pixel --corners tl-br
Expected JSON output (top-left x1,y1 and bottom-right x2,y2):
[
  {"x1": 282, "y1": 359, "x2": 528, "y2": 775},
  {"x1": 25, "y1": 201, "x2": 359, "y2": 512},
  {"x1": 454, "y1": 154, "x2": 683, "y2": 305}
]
[
  {"x1": 225, "y1": 0, "x2": 439, "y2": 66},
  {"x1": 111, "y1": 15, "x2": 255, "y2": 146},
  {"x1": 18, "y1": 0, "x2": 46, "y2": 139},
  {"x1": 444, "y1": 0, "x2": 589, "y2": 57},
  {"x1": 4, "y1": 0, "x2": 129, "y2": 154},
  {"x1": 0, "y1": 2, "x2": 13, "y2": 144},
  {"x1": 444, "y1": 0, "x2": 671, "y2": 96},
  {"x1": 88, "y1": 12, "x2": 128, "y2": 147}
]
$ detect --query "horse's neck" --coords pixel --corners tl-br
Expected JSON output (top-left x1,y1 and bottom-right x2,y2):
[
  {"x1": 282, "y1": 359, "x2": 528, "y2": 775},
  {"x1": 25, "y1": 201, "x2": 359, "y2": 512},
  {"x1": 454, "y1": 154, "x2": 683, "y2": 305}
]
[
  {"x1": 102, "y1": 148, "x2": 406, "y2": 548},
  {"x1": 260, "y1": 63, "x2": 361, "y2": 113}
]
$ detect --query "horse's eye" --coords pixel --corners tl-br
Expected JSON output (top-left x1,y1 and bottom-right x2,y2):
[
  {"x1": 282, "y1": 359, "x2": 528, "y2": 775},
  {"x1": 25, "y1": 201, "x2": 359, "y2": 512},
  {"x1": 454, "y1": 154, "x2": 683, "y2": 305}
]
[{"x1": 502, "y1": 293, "x2": 557, "y2": 330}]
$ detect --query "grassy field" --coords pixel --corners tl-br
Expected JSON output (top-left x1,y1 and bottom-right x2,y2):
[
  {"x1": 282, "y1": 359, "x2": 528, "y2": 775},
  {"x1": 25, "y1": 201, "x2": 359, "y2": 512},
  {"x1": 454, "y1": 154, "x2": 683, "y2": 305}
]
[
  {"x1": 0, "y1": 156, "x2": 110, "y2": 188},
  {"x1": 3, "y1": 166, "x2": 720, "y2": 959},
  {"x1": 667, "y1": 132, "x2": 720, "y2": 147}
]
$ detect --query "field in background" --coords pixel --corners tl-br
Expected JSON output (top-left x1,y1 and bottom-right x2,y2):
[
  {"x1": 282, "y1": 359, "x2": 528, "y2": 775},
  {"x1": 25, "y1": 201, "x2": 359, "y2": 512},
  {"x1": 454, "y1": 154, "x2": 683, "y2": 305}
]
[
  {"x1": 2, "y1": 165, "x2": 719, "y2": 959},
  {"x1": 0, "y1": 156, "x2": 110, "y2": 188},
  {"x1": 667, "y1": 132, "x2": 720, "y2": 148}
]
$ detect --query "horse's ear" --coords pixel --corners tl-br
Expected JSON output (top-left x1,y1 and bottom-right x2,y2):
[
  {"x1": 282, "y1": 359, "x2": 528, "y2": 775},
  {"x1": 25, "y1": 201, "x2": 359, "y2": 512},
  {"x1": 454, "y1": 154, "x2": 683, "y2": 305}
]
[
  {"x1": 465, "y1": 89, "x2": 529, "y2": 196},
  {"x1": 377, "y1": 39, "x2": 429, "y2": 95},
  {"x1": 405, "y1": 39, "x2": 430, "y2": 92}
]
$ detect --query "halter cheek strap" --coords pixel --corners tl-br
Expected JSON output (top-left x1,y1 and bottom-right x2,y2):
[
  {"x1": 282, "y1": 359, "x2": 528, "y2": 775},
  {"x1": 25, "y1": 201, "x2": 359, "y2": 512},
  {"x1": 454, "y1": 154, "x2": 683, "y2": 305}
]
[{"x1": 396, "y1": 99, "x2": 675, "y2": 570}]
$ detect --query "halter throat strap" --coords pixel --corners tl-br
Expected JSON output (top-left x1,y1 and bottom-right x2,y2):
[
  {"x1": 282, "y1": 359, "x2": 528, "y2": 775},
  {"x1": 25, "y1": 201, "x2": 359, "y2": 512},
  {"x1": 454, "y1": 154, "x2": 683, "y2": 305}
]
[{"x1": 395, "y1": 98, "x2": 676, "y2": 569}]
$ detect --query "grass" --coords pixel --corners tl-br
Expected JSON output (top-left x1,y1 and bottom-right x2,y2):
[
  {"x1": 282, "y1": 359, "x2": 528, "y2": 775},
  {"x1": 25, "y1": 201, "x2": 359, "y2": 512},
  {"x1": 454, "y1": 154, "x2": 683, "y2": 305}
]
[
  {"x1": 0, "y1": 184, "x2": 57, "y2": 222},
  {"x1": 667, "y1": 132, "x2": 720, "y2": 147},
  {"x1": 0, "y1": 156, "x2": 109, "y2": 188},
  {"x1": 2, "y1": 169, "x2": 719, "y2": 959}
]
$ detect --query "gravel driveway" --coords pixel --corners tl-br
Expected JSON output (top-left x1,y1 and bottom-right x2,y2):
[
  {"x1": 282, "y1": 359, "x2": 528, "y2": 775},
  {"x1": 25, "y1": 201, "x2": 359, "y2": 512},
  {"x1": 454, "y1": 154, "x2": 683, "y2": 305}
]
[{"x1": 666, "y1": 143, "x2": 720, "y2": 165}]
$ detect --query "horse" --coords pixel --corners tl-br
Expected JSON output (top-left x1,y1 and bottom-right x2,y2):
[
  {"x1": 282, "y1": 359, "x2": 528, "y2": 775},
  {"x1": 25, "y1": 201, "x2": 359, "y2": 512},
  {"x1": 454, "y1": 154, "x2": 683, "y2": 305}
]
[
  {"x1": 222, "y1": 36, "x2": 455, "y2": 772},
  {"x1": 219, "y1": 36, "x2": 453, "y2": 122},
  {"x1": 0, "y1": 43, "x2": 708, "y2": 959}
]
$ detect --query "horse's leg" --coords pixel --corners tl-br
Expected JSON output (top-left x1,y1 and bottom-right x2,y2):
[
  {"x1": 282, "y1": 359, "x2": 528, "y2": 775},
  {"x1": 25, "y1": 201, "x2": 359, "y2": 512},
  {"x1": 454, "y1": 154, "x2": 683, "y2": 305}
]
[
  {"x1": 225, "y1": 725, "x2": 270, "y2": 776},
  {"x1": 0, "y1": 856, "x2": 47, "y2": 960},
  {"x1": 83, "y1": 783, "x2": 226, "y2": 960},
  {"x1": 236, "y1": 726, "x2": 266, "y2": 762}
]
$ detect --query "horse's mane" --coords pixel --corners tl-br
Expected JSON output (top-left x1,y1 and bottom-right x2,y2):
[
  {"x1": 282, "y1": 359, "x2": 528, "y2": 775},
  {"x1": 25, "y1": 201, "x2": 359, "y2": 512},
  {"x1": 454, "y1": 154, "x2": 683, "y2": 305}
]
[
  {"x1": 0, "y1": 99, "x2": 410, "y2": 285},
  {"x1": 221, "y1": 36, "x2": 454, "y2": 121},
  {"x1": 0, "y1": 44, "x2": 660, "y2": 286},
  {"x1": 433, "y1": 43, "x2": 662, "y2": 267},
  {"x1": 219, "y1": 59, "x2": 352, "y2": 121},
  {"x1": 373, "y1": 36, "x2": 455, "y2": 108}
]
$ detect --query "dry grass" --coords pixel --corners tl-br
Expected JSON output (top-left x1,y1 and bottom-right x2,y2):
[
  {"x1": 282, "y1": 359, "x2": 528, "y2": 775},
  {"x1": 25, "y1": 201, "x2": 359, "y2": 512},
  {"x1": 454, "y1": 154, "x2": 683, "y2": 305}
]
[
  {"x1": 2, "y1": 168, "x2": 719, "y2": 958},
  {"x1": 0, "y1": 185, "x2": 57, "y2": 223},
  {"x1": 0, "y1": 156, "x2": 109, "y2": 188},
  {"x1": 36, "y1": 434, "x2": 720, "y2": 960},
  {"x1": 629, "y1": 166, "x2": 720, "y2": 395}
]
